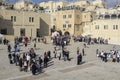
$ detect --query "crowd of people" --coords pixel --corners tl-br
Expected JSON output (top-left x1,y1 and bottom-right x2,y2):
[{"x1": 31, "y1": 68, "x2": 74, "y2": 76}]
[
  {"x1": 14, "y1": 36, "x2": 47, "y2": 44},
  {"x1": 96, "y1": 49, "x2": 120, "y2": 63},
  {"x1": 4, "y1": 33, "x2": 119, "y2": 76},
  {"x1": 73, "y1": 36, "x2": 108, "y2": 45},
  {"x1": 8, "y1": 47, "x2": 54, "y2": 75},
  {"x1": 6, "y1": 36, "x2": 52, "y2": 75},
  {"x1": 5, "y1": 35, "x2": 75, "y2": 75},
  {"x1": 6, "y1": 34, "x2": 85, "y2": 75}
]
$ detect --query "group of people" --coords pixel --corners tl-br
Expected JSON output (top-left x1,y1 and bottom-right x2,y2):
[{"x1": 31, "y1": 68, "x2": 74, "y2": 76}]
[
  {"x1": 8, "y1": 47, "x2": 53, "y2": 75},
  {"x1": 51, "y1": 34, "x2": 70, "y2": 48},
  {"x1": 6, "y1": 35, "x2": 92, "y2": 76},
  {"x1": 0, "y1": 38, "x2": 9, "y2": 45},
  {"x1": 14, "y1": 36, "x2": 47, "y2": 46},
  {"x1": 53, "y1": 46, "x2": 70, "y2": 61},
  {"x1": 97, "y1": 49, "x2": 120, "y2": 63},
  {"x1": 73, "y1": 36, "x2": 108, "y2": 45}
]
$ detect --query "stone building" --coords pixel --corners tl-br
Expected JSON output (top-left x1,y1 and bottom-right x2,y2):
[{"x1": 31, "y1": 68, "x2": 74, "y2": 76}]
[{"x1": 0, "y1": 9, "x2": 51, "y2": 38}]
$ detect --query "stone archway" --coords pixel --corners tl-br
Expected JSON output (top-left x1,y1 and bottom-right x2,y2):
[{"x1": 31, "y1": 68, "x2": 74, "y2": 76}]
[{"x1": 64, "y1": 31, "x2": 70, "y2": 36}]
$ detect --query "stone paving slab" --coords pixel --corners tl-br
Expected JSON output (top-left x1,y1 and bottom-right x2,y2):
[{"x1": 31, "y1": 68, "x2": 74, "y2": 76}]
[
  {"x1": 59, "y1": 63, "x2": 95, "y2": 73},
  {"x1": 13, "y1": 73, "x2": 49, "y2": 80}
]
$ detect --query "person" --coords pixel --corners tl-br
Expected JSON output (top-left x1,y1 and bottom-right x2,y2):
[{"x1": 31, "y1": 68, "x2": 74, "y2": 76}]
[
  {"x1": 34, "y1": 43, "x2": 36, "y2": 49},
  {"x1": 44, "y1": 38, "x2": 47, "y2": 44},
  {"x1": 47, "y1": 51, "x2": 51, "y2": 60},
  {"x1": 104, "y1": 52, "x2": 108, "y2": 62},
  {"x1": 96, "y1": 49, "x2": 99, "y2": 57},
  {"x1": 100, "y1": 51, "x2": 104, "y2": 61},
  {"x1": 3, "y1": 38, "x2": 7, "y2": 45},
  {"x1": 63, "y1": 50, "x2": 67, "y2": 61},
  {"x1": 44, "y1": 52, "x2": 47, "y2": 57},
  {"x1": 112, "y1": 51, "x2": 117, "y2": 62},
  {"x1": 82, "y1": 48, "x2": 85, "y2": 56},
  {"x1": 15, "y1": 53, "x2": 19, "y2": 66},
  {"x1": 77, "y1": 47, "x2": 80, "y2": 55},
  {"x1": 61, "y1": 41, "x2": 65, "y2": 49},
  {"x1": 19, "y1": 57, "x2": 23, "y2": 71},
  {"x1": 38, "y1": 38, "x2": 40, "y2": 42},
  {"x1": 44, "y1": 55, "x2": 48, "y2": 68},
  {"x1": 14, "y1": 44, "x2": 17, "y2": 53},
  {"x1": 26, "y1": 54, "x2": 30, "y2": 71},
  {"x1": 12, "y1": 53, "x2": 16, "y2": 63},
  {"x1": 31, "y1": 62, "x2": 37, "y2": 75},
  {"x1": 39, "y1": 56, "x2": 43, "y2": 68},
  {"x1": 24, "y1": 39, "x2": 27, "y2": 47},
  {"x1": 66, "y1": 51, "x2": 69, "y2": 60},
  {"x1": 57, "y1": 52, "x2": 61, "y2": 60},
  {"x1": 53, "y1": 47, "x2": 57, "y2": 58},
  {"x1": 24, "y1": 59, "x2": 28, "y2": 72},
  {"x1": 17, "y1": 44, "x2": 21, "y2": 52},
  {"x1": 77, "y1": 53, "x2": 82, "y2": 65},
  {"x1": 117, "y1": 51, "x2": 120, "y2": 62},
  {"x1": 8, "y1": 53, "x2": 13, "y2": 64},
  {"x1": 7, "y1": 44, "x2": 12, "y2": 53}
]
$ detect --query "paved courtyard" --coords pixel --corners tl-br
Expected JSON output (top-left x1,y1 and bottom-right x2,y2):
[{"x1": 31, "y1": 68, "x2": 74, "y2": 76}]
[{"x1": 0, "y1": 37, "x2": 120, "y2": 80}]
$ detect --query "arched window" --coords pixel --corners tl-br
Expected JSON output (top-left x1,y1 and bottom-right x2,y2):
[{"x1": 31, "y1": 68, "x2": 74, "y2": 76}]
[
  {"x1": 118, "y1": 14, "x2": 120, "y2": 19},
  {"x1": 104, "y1": 15, "x2": 110, "y2": 19},
  {"x1": 111, "y1": 14, "x2": 117, "y2": 19},
  {"x1": 98, "y1": 15, "x2": 104, "y2": 19}
]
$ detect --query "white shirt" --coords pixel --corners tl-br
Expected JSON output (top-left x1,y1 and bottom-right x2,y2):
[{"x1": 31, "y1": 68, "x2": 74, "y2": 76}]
[
  {"x1": 27, "y1": 55, "x2": 30, "y2": 61},
  {"x1": 24, "y1": 61, "x2": 27, "y2": 66}
]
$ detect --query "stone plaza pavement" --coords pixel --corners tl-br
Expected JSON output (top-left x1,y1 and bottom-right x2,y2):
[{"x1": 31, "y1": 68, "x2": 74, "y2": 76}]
[{"x1": 0, "y1": 38, "x2": 120, "y2": 80}]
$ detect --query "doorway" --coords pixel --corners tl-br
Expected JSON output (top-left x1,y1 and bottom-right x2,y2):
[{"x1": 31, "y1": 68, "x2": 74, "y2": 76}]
[{"x1": 20, "y1": 28, "x2": 25, "y2": 36}]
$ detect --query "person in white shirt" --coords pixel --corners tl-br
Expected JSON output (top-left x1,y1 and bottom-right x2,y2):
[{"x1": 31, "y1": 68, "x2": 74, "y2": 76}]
[{"x1": 26, "y1": 53, "x2": 30, "y2": 71}]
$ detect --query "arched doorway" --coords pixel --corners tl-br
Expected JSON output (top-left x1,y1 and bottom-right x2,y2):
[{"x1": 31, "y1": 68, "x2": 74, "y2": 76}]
[{"x1": 64, "y1": 31, "x2": 70, "y2": 36}]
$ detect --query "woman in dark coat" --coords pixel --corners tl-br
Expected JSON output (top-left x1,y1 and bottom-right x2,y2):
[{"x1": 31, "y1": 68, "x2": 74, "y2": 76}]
[
  {"x1": 31, "y1": 62, "x2": 36, "y2": 75},
  {"x1": 19, "y1": 58, "x2": 23, "y2": 71},
  {"x1": 77, "y1": 53, "x2": 82, "y2": 65}
]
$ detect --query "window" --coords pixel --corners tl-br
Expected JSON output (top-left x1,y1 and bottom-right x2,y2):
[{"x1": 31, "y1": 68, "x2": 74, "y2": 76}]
[
  {"x1": 63, "y1": 24, "x2": 66, "y2": 28},
  {"x1": 63, "y1": 15, "x2": 66, "y2": 19},
  {"x1": 11, "y1": 16, "x2": 13, "y2": 21},
  {"x1": 20, "y1": 28, "x2": 25, "y2": 36},
  {"x1": 0, "y1": 29, "x2": 7, "y2": 35},
  {"x1": 68, "y1": 15, "x2": 72, "y2": 18},
  {"x1": 104, "y1": 25, "x2": 108, "y2": 30},
  {"x1": 68, "y1": 24, "x2": 71, "y2": 28},
  {"x1": 95, "y1": 25, "x2": 99, "y2": 30},
  {"x1": 11, "y1": 16, "x2": 16, "y2": 22},
  {"x1": 14, "y1": 16, "x2": 16, "y2": 22},
  {"x1": 29, "y1": 17, "x2": 34, "y2": 22},
  {"x1": 29, "y1": 17, "x2": 31, "y2": 22},
  {"x1": 113, "y1": 25, "x2": 118, "y2": 30},
  {"x1": 32, "y1": 17, "x2": 34, "y2": 22}
]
